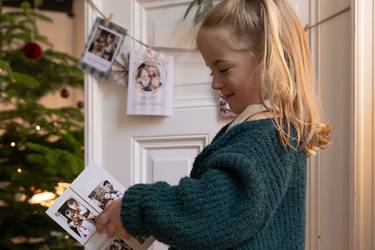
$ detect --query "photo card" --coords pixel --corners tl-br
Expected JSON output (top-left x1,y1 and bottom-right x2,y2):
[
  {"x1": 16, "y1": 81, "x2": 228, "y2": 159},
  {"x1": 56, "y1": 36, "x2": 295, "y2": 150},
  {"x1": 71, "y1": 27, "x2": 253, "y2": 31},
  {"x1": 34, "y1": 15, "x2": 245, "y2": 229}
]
[
  {"x1": 46, "y1": 162, "x2": 155, "y2": 250},
  {"x1": 78, "y1": 17, "x2": 127, "y2": 79},
  {"x1": 45, "y1": 189, "x2": 106, "y2": 246},
  {"x1": 70, "y1": 162, "x2": 126, "y2": 213},
  {"x1": 100, "y1": 238, "x2": 134, "y2": 250},
  {"x1": 99, "y1": 236, "x2": 155, "y2": 250},
  {"x1": 127, "y1": 48, "x2": 174, "y2": 116}
]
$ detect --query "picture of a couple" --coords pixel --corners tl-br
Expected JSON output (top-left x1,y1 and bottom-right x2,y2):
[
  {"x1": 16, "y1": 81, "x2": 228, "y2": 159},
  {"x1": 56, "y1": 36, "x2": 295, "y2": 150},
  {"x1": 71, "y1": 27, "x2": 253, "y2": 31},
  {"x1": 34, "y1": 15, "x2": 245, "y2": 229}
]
[
  {"x1": 88, "y1": 180, "x2": 122, "y2": 210},
  {"x1": 135, "y1": 63, "x2": 163, "y2": 93},
  {"x1": 88, "y1": 28, "x2": 120, "y2": 62},
  {"x1": 57, "y1": 198, "x2": 96, "y2": 239}
]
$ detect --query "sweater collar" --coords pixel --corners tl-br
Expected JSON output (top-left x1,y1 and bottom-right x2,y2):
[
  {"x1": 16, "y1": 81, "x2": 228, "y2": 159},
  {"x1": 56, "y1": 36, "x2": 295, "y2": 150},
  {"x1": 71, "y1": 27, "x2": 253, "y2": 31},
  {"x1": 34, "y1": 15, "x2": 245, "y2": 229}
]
[{"x1": 227, "y1": 99, "x2": 272, "y2": 130}]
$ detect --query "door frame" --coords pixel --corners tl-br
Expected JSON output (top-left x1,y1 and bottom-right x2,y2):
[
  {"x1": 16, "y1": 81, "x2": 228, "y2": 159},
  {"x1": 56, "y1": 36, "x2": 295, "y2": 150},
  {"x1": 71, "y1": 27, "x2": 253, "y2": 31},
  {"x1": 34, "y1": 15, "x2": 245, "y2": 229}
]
[
  {"x1": 353, "y1": 0, "x2": 375, "y2": 249},
  {"x1": 84, "y1": 0, "x2": 103, "y2": 165}
]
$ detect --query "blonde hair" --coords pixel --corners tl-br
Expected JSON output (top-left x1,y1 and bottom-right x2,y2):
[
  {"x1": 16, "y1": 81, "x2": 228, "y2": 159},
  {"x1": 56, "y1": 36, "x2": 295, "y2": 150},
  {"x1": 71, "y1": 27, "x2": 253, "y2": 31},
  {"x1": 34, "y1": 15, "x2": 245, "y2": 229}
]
[{"x1": 199, "y1": 0, "x2": 331, "y2": 156}]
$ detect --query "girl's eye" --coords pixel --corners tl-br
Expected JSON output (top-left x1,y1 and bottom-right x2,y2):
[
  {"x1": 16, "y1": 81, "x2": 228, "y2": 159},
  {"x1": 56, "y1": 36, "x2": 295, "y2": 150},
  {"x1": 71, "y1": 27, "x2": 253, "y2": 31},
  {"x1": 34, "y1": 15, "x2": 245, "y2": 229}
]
[
  {"x1": 220, "y1": 68, "x2": 230, "y2": 73},
  {"x1": 210, "y1": 68, "x2": 230, "y2": 77}
]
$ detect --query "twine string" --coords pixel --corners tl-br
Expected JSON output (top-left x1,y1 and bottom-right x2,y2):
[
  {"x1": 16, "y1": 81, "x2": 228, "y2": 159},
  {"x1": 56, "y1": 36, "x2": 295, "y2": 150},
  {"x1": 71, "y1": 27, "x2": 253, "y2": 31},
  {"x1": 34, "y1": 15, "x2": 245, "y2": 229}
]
[
  {"x1": 86, "y1": 0, "x2": 351, "y2": 50},
  {"x1": 304, "y1": 6, "x2": 351, "y2": 31}
]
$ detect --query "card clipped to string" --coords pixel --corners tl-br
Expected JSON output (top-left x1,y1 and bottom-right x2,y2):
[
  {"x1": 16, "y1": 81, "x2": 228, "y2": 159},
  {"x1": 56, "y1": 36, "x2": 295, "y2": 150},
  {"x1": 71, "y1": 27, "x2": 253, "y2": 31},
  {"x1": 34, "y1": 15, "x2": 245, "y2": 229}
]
[
  {"x1": 46, "y1": 162, "x2": 155, "y2": 250},
  {"x1": 78, "y1": 17, "x2": 127, "y2": 79},
  {"x1": 127, "y1": 48, "x2": 174, "y2": 116}
]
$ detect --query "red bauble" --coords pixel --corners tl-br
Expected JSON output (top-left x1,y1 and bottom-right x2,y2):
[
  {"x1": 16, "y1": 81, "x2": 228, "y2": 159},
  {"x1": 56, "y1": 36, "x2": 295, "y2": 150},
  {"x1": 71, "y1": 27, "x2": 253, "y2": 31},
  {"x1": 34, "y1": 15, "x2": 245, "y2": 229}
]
[
  {"x1": 60, "y1": 88, "x2": 70, "y2": 98},
  {"x1": 22, "y1": 42, "x2": 43, "y2": 60},
  {"x1": 77, "y1": 101, "x2": 84, "y2": 109}
]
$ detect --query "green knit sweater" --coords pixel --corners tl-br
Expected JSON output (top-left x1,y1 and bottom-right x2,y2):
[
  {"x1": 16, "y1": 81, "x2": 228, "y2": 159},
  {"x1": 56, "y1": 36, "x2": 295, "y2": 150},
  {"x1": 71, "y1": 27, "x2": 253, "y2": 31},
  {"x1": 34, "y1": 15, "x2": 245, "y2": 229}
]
[{"x1": 121, "y1": 118, "x2": 307, "y2": 250}]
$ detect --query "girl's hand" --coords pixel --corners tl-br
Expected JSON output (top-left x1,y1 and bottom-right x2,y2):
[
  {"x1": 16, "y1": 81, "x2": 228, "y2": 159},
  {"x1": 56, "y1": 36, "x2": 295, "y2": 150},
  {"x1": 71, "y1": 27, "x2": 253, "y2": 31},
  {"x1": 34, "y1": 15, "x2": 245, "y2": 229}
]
[{"x1": 96, "y1": 198, "x2": 130, "y2": 240}]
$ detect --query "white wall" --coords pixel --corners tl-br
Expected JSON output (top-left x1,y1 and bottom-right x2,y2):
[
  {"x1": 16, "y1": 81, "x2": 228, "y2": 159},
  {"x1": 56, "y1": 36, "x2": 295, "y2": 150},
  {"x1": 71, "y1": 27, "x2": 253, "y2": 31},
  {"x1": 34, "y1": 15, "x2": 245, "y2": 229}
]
[{"x1": 37, "y1": 1, "x2": 85, "y2": 109}]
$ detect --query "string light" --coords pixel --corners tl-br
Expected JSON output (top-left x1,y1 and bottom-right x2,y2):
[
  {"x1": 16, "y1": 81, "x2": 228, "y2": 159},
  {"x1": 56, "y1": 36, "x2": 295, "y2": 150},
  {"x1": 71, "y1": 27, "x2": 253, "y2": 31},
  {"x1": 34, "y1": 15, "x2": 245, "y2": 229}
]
[
  {"x1": 28, "y1": 182, "x2": 69, "y2": 207},
  {"x1": 17, "y1": 168, "x2": 22, "y2": 173},
  {"x1": 28, "y1": 192, "x2": 56, "y2": 205},
  {"x1": 10, "y1": 142, "x2": 16, "y2": 147},
  {"x1": 35, "y1": 125, "x2": 41, "y2": 131}
]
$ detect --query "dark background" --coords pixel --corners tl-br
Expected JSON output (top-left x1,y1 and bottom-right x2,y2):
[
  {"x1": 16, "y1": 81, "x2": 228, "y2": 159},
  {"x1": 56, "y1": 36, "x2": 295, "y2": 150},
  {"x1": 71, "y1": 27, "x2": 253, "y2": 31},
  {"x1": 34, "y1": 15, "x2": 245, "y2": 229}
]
[{"x1": 3, "y1": 0, "x2": 74, "y2": 16}]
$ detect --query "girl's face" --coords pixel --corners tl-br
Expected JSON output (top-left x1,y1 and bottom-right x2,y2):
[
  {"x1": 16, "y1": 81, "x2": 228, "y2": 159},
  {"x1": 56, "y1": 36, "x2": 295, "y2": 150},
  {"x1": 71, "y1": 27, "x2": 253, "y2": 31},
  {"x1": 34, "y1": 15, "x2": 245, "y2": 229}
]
[
  {"x1": 151, "y1": 77, "x2": 160, "y2": 88},
  {"x1": 140, "y1": 69, "x2": 149, "y2": 80},
  {"x1": 65, "y1": 209, "x2": 75, "y2": 219},
  {"x1": 197, "y1": 27, "x2": 261, "y2": 114},
  {"x1": 147, "y1": 65, "x2": 158, "y2": 77},
  {"x1": 107, "y1": 35, "x2": 114, "y2": 43},
  {"x1": 67, "y1": 200, "x2": 79, "y2": 210}
]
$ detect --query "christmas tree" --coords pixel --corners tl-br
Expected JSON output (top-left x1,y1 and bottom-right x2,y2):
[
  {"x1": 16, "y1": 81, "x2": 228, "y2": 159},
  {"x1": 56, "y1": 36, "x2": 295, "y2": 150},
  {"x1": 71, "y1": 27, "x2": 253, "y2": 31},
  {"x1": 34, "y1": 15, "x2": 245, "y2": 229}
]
[{"x1": 0, "y1": 1, "x2": 84, "y2": 249}]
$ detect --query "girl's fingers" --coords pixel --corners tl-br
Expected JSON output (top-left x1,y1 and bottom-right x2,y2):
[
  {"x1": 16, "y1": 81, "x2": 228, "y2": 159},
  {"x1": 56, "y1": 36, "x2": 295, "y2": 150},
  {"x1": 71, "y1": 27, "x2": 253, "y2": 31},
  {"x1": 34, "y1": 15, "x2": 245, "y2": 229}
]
[
  {"x1": 117, "y1": 225, "x2": 130, "y2": 240},
  {"x1": 96, "y1": 213, "x2": 109, "y2": 233},
  {"x1": 106, "y1": 222, "x2": 116, "y2": 238}
]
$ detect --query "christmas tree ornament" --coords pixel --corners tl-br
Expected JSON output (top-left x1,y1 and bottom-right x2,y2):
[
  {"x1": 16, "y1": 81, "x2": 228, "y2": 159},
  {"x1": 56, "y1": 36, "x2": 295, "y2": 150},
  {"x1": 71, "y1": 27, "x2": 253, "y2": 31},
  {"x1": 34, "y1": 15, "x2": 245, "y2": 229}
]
[
  {"x1": 60, "y1": 87, "x2": 70, "y2": 98},
  {"x1": 77, "y1": 100, "x2": 84, "y2": 109},
  {"x1": 110, "y1": 51, "x2": 129, "y2": 87},
  {"x1": 22, "y1": 42, "x2": 43, "y2": 60}
]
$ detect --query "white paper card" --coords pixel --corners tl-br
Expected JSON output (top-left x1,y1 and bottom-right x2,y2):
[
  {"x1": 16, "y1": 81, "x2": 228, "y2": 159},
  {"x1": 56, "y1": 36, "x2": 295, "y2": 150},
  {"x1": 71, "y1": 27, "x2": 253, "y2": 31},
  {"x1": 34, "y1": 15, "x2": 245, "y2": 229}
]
[
  {"x1": 46, "y1": 162, "x2": 154, "y2": 249},
  {"x1": 127, "y1": 48, "x2": 174, "y2": 116}
]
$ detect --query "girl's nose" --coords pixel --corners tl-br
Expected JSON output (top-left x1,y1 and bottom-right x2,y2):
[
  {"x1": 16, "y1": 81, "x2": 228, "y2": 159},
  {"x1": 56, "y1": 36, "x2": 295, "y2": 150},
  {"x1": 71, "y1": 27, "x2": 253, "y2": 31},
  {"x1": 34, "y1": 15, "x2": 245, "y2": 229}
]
[{"x1": 211, "y1": 75, "x2": 223, "y2": 90}]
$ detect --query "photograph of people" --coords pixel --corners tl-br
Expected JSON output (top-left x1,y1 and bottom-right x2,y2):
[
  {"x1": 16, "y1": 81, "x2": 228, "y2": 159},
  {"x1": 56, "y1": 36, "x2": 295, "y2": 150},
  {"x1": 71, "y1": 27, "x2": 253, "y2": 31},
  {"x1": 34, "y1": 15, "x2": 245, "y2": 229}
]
[
  {"x1": 135, "y1": 63, "x2": 162, "y2": 93},
  {"x1": 88, "y1": 180, "x2": 122, "y2": 210},
  {"x1": 105, "y1": 239, "x2": 133, "y2": 250},
  {"x1": 57, "y1": 198, "x2": 96, "y2": 239},
  {"x1": 102, "y1": 33, "x2": 117, "y2": 61},
  {"x1": 135, "y1": 63, "x2": 151, "y2": 92},
  {"x1": 88, "y1": 28, "x2": 118, "y2": 62},
  {"x1": 66, "y1": 198, "x2": 96, "y2": 223}
]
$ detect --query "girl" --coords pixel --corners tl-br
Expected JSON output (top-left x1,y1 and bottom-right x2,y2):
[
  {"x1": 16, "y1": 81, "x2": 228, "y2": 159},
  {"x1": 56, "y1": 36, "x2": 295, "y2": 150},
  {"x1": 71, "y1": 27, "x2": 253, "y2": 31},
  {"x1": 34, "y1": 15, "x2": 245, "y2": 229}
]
[
  {"x1": 136, "y1": 63, "x2": 151, "y2": 91},
  {"x1": 96, "y1": 0, "x2": 331, "y2": 249}
]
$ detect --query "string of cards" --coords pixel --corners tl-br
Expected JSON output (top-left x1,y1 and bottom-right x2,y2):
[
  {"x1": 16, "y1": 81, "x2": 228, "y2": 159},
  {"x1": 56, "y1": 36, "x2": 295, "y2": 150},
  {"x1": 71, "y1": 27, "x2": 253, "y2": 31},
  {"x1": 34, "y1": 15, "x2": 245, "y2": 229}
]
[{"x1": 78, "y1": 17, "x2": 174, "y2": 117}]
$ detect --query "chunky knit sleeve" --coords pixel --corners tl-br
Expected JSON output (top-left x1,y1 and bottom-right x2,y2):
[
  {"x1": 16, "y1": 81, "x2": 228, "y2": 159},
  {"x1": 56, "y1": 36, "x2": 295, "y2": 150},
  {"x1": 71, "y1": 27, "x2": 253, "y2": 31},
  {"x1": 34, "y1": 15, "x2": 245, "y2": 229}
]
[{"x1": 120, "y1": 149, "x2": 295, "y2": 250}]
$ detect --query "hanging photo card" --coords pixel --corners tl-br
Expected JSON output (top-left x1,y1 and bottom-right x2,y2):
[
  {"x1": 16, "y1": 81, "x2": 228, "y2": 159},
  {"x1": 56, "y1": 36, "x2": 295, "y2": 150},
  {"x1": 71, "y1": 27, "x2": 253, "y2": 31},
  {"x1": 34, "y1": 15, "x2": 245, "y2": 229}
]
[
  {"x1": 127, "y1": 48, "x2": 174, "y2": 116},
  {"x1": 78, "y1": 17, "x2": 127, "y2": 79},
  {"x1": 46, "y1": 162, "x2": 155, "y2": 250}
]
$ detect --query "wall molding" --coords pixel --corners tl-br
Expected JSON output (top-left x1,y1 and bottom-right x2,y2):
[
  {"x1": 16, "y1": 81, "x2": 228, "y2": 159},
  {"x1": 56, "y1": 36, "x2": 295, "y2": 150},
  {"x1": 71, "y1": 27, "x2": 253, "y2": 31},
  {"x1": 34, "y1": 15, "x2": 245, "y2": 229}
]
[
  {"x1": 84, "y1": 0, "x2": 103, "y2": 165},
  {"x1": 353, "y1": 0, "x2": 375, "y2": 249},
  {"x1": 131, "y1": 134, "x2": 209, "y2": 184},
  {"x1": 307, "y1": 0, "x2": 321, "y2": 248}
]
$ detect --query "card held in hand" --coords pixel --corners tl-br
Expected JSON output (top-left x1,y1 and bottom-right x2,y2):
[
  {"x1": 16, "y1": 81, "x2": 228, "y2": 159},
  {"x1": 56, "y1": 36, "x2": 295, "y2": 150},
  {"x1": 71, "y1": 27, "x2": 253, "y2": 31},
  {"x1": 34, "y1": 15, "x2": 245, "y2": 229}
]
[{"x1": 46, "y1": 162, "x2": 154, "y2": 250}]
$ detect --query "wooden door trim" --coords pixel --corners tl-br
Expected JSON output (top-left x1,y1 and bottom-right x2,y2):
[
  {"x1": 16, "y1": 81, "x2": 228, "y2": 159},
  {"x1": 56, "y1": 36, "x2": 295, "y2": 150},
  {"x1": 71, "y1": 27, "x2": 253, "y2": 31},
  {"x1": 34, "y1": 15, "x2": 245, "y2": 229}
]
[{"x1": 353, "y1": 0, "x2": 375, "y2": 249}]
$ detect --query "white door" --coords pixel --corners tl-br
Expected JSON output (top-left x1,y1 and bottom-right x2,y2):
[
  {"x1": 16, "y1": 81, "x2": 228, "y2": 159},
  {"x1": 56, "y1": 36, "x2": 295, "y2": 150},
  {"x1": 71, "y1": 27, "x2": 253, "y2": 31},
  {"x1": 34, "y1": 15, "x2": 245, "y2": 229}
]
[{"x1": 85, "y1": 1, "x2": 352, "y2": 250}]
